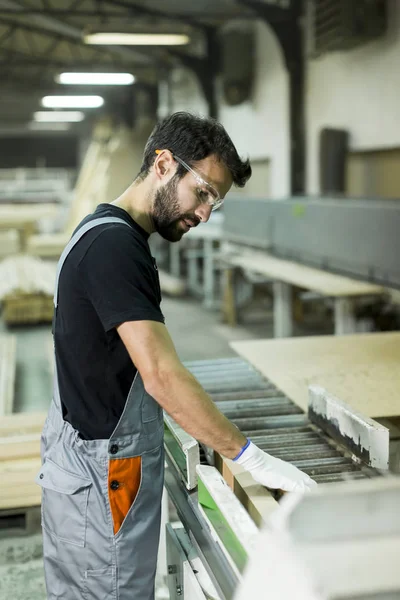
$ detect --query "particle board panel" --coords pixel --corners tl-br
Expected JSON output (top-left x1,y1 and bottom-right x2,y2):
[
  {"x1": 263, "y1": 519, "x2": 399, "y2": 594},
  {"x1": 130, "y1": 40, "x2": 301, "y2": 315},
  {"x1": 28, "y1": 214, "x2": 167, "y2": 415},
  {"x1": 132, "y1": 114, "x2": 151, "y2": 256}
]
[
  {"x1": 0, "y1": 335, "x2": 17, "y2": 416},
  {"x1": 231, "y1": 332, "x2": 400, "y2": 419},
  {"x1": 225, "y1": 251, "x2": 384, "y2": 297}
]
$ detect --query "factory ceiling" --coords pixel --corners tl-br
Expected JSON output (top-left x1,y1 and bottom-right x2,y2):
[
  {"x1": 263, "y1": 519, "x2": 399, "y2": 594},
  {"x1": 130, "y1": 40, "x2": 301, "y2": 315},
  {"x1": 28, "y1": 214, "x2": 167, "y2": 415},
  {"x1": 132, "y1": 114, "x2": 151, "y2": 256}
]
[{"x1": 0, "y1": 0, "x2": 292, "y2": 134}]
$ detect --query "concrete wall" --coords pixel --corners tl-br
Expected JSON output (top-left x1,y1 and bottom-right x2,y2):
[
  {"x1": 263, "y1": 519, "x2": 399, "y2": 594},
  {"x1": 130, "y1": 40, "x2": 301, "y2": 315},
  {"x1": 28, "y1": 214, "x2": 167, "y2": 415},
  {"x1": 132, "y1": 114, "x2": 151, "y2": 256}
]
[
  {"x1": 163, "y1": 20, "x2": 290, "y2": 198},
  {"x1": 306, "y1": 0, "x2": 400, "y2": 194},
  {"x1": 156, "y1": 3, "x2": 400, "y2": 199}
]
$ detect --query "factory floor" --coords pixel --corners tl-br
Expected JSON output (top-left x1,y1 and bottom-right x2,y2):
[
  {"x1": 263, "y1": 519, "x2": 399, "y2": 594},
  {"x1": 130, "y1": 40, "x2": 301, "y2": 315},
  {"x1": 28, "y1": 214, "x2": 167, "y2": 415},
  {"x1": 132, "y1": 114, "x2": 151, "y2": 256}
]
[{"x1": 0, "y1": 294, "x2": 279, "y2": 600}]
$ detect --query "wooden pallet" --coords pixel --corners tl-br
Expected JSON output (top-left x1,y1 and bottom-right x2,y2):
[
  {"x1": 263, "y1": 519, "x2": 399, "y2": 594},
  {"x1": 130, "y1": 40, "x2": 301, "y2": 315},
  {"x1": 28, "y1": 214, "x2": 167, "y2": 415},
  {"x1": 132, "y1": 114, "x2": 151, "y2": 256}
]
[
  {"x1": 0, "y1": 335, "x2": 17, "y2": 416},
  {"x1": 0, "y1": 505, "x2": 41, "y2": 537},
  {"x1": 3, "y1": 292, "x2": 54, "y2": 325}
]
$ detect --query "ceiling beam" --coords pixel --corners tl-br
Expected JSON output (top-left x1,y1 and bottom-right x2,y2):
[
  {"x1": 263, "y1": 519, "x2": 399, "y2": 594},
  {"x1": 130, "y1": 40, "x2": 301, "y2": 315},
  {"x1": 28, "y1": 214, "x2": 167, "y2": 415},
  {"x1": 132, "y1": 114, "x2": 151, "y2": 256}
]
[
  {"x1": 100, "y1": 0, "x2": 204, "y2": 29},
  {"x1": 0, "y1": 9, "x2": 131, "y2": 17},
  {"x1": 0, "y1": 0, "x2": 154, "y2": 64}
]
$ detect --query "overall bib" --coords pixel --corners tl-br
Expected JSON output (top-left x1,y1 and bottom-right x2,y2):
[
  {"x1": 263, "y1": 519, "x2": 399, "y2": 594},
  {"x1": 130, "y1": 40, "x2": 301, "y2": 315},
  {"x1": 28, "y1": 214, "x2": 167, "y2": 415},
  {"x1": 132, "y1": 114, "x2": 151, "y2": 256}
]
[{"x1": 36, "y1": 217, "x2": 165, "y2": 600}]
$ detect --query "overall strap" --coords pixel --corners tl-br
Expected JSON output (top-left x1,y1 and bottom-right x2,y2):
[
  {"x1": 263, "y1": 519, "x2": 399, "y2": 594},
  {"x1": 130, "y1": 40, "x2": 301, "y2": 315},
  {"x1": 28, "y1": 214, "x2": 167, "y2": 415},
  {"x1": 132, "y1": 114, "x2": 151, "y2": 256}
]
[
  {"x1": 54, "y1": 216, "x2": 131, "y2": 308},
  {"x1": 52, "y1": 215, "x2": 131, "y2": 412}
]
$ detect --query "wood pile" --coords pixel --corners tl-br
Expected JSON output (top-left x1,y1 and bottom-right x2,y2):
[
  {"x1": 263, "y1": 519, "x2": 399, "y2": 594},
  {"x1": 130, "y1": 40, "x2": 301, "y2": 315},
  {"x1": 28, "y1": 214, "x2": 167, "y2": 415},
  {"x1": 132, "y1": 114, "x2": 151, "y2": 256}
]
[
  {"x1": 0, "y1": 255, "x2": 56, "y2": 325},
  {"x1": 27, "y1": 119, "x2": 139, "y2": 259},
  {"x1": 0, "y1": 339, "x2": 44, "y2": 511},
  {"x1": 0, "y1": 229, "x2": 20, "y2": 258},
  {"x1": 0, "y1": 411, "x2": 45, "y2": 510},
  {"x1": 0, "y1": 335, "x2": 17, "y2": 416}
]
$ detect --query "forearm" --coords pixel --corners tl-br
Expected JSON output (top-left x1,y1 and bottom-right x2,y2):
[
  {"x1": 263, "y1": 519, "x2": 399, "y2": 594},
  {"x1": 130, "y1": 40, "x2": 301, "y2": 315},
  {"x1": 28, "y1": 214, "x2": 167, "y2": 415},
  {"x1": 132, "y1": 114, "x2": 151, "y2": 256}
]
[{"x1": 146, "y1": 365, "x2": 247, "y2": 459}]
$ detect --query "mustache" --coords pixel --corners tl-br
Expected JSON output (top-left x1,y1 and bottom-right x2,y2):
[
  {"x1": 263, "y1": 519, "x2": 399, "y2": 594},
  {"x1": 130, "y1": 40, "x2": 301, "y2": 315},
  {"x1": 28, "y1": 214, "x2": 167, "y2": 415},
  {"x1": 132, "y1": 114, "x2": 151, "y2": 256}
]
[{"x1": 181, "y1": 215, "x2": 200, "y2": 228}]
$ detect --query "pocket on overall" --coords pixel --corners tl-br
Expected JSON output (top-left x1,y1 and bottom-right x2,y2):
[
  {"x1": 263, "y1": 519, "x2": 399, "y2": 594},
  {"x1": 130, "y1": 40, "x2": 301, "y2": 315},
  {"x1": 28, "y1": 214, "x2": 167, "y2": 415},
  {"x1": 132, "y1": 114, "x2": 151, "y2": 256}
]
[
  {"x1": 35, "y1": 458, "x2": 92, "y2": 547},
  {"x1": 82, "y1": 565, "x2": 116, "y2": 600}
]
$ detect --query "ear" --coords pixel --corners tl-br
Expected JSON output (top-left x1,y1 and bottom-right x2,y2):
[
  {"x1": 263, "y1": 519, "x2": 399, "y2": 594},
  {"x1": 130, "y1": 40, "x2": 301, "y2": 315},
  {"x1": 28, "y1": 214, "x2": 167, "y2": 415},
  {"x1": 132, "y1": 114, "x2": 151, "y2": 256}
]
[{"x1": 153, "y1": 149, "x2": 176, "y2": 181}]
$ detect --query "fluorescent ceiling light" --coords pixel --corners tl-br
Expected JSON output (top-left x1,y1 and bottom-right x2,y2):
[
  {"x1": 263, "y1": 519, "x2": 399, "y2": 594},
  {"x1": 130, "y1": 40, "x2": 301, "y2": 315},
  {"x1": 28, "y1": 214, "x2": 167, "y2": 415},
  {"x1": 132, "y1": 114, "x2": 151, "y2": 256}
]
[
  {"x1": 84, "y1": 33, "x2": 190, "y2": 46},
  {"x1": 28, "y1": 122, "x2": 71, "y2": 131},
  {"x1": 41, "y1": 95, "x2": 104, "y2": 108},
  {"x1": 56, "y1": 72, "x2": 135, "y2": 85},
  {"x1": 34, "y1": 111, "x2": 85, "y2": 122}
]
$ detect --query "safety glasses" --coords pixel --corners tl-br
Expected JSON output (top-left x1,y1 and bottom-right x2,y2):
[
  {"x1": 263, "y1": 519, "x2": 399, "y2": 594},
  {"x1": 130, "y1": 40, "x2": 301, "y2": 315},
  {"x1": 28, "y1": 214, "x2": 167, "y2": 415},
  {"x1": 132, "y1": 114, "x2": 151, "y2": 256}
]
[{"x1": 155, "y1": 150, "x2": 223, "y2": 211}]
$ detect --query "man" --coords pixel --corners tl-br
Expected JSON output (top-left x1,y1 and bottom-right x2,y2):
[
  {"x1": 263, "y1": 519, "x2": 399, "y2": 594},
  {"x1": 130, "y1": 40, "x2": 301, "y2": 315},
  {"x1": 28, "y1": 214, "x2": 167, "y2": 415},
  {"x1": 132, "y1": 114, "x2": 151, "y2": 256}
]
[{"x1": 37, "y1": 112, "x2": 315, "y2": 600}]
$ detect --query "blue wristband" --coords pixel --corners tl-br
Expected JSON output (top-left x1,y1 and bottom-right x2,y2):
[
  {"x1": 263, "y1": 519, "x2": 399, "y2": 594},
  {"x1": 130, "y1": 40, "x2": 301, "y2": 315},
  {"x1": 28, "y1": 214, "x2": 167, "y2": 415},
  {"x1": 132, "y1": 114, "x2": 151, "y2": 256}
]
[{"x1": 232, "y1": 438, "x2": 251, "y2": 462}]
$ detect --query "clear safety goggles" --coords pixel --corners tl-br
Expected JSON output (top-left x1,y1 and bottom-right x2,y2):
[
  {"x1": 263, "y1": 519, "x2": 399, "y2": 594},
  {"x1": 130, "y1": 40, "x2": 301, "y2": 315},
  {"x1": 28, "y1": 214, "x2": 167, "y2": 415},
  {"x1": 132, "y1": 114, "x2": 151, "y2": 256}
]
[{"x1": 155, "y1": 149, "x2": 223, "y2": 211}]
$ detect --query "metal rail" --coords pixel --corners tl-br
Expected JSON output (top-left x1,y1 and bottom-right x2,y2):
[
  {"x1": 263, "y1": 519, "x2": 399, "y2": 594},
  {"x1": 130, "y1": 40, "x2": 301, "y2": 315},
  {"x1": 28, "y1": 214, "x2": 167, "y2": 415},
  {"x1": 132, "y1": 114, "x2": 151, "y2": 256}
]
[{"x1": 187, "y1": 358, "x2": 379, "y2": 484}]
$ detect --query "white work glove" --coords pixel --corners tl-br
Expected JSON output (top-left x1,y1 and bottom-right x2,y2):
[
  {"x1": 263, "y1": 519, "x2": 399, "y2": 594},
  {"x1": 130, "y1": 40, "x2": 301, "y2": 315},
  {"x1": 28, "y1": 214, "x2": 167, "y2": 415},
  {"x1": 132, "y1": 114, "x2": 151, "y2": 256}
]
[{"x1": 234, "y1": 440, "x2": 317, "y2": 493}]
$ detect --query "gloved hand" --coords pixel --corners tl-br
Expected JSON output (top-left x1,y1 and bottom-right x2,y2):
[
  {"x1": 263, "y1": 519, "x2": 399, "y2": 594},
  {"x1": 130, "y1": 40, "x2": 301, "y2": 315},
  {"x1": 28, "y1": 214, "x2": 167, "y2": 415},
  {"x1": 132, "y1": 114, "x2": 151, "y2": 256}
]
[{"x1": 234, "y1": 440, "x2": 317, "y2": 493}]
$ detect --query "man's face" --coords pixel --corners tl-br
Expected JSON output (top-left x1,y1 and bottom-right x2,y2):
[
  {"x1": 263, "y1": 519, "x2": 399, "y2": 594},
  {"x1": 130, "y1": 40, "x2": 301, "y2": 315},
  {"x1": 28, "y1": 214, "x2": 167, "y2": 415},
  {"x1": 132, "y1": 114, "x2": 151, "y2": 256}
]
[{"x1": 152, "y1": 154, "x2": 233, "y2": 242}]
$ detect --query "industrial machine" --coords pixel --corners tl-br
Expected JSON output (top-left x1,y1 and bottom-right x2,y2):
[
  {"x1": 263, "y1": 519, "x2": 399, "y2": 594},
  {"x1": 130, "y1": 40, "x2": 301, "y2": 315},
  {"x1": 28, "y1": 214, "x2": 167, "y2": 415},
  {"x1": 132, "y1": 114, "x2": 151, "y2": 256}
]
[
  {"x1": 223, "y1": 196, "x2": 400, "y2": 289},
  {"x1": 235, "y1": 475, "x2": 400, "y2": 600},
  {"x1": 164, "y1": 357, "x2": 389, "y2": 599}
]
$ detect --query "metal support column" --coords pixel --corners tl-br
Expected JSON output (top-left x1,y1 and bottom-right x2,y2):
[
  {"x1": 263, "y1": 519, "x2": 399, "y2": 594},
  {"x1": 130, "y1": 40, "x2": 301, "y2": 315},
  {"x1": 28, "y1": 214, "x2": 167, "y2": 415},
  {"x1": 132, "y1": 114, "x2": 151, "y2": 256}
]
[
  {"x1": 238, "y1": 0, "x2": 305, "y2": 193},
  {"x1": 203, "y1": 238, "x2": 216, "y2": 309},
  {"x1": 334, "y1": 297, "x2": 357, "y2": 335},
  {"x1": 170, "y1": 244, "x2": 181, "y2": 278},
  {"x1": 273, "y1": 281, "x2": 293, "y2": 338}
]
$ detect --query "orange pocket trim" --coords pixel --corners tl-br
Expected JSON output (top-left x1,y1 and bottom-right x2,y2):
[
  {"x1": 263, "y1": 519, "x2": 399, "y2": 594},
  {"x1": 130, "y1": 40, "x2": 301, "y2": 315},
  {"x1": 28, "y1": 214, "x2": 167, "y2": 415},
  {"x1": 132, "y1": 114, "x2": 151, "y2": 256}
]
[{"x1": 108, "y1": 456, "x2": 141, "y2": 535}]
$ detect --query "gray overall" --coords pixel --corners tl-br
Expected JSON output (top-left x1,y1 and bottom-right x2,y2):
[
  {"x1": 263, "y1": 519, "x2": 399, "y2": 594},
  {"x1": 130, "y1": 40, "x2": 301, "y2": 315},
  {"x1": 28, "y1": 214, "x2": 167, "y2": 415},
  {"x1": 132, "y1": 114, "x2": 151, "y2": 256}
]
[{"x1": 36, "y1": 217, "x2": 165, "y2": 599}]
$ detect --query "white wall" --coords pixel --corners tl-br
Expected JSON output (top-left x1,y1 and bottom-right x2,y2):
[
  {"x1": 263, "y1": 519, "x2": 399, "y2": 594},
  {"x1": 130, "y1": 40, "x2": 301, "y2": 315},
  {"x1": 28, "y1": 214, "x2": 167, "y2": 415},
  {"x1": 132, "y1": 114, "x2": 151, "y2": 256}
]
[
  {"x1": 306, "y1": 0, "x2": 400, "y2": 193},
  {"x1": 165, "y1": 20, "x2": 290, "y2": 198}
]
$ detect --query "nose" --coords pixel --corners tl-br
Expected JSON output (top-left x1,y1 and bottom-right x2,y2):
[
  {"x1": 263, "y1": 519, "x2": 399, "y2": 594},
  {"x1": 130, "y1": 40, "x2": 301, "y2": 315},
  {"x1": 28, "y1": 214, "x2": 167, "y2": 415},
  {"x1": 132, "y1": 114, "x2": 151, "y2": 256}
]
[{"x1": 194, "y1": 203, "x2": 212, "y2": 224}]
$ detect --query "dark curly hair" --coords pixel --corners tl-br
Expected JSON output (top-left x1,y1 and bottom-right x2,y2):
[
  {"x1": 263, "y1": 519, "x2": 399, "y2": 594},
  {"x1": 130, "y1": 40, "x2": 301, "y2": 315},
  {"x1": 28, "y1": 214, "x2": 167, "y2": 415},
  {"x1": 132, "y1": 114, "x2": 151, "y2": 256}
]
[{"x1": 137, "y1": 111, "x2": 251, "y2": 187}]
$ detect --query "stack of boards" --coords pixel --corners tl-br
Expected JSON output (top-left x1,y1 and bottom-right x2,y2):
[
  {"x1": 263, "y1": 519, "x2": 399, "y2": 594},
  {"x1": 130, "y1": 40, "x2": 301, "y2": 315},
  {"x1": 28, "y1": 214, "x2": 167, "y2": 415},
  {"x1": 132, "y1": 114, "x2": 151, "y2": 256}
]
[
  {"x1": 0, "y1": 334, "x2": 44, "y2": 512},
  {"x1": 0, "y1": 255, "x2": 56, "y2": 325}
]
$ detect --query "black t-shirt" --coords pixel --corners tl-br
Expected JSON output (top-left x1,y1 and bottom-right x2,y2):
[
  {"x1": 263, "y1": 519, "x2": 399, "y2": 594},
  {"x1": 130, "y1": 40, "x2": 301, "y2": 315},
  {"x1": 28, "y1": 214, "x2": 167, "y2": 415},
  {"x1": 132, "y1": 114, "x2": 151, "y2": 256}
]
[{"x1": 54, "y1": 203, "x2": 165, "y2": 440}]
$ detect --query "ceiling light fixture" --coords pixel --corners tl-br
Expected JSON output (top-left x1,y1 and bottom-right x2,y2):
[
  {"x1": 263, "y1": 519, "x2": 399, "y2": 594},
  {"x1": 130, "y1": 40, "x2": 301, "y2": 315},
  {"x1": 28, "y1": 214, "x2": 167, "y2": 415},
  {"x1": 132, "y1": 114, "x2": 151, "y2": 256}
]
[
  {"x1": 28, "y1": 122, "x2": 71, "y2": 131},
  {"x1": 41, "y1": 95, "x2": 104, "y2": 108},
  {"x1": 84, "y1": 33, "x2": 190, "y2": 46},
  {"x1": 34, "y1": 111, "x2": 85, "y2": 122},
  {"x1": 56, "y1": 72, "x2": 135, "y2": 85}
]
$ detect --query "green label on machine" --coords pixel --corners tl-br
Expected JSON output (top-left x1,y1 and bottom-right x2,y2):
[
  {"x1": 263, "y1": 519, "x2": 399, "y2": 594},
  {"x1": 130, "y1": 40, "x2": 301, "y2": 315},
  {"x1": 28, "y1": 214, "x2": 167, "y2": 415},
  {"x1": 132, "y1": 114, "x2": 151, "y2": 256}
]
[{"x1": 197, "y1": 477, "x2": 248, "y2": 573}]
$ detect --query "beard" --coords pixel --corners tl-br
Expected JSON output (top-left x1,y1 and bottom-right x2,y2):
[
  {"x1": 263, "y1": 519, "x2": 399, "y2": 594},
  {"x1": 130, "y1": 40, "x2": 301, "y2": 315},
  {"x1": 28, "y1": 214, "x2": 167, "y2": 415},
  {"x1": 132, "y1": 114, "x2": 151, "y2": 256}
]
[{"x1": 152, "y1": 176, "x2": 200, "y2": 242}]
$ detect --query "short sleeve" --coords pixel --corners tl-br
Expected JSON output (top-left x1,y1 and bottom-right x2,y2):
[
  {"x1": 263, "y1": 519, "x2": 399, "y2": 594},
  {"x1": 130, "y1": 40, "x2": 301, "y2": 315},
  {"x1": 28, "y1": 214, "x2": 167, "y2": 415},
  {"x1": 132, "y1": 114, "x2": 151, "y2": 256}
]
[{"x1": 78, "y1": 225, "x2": 164, "y2": 331}]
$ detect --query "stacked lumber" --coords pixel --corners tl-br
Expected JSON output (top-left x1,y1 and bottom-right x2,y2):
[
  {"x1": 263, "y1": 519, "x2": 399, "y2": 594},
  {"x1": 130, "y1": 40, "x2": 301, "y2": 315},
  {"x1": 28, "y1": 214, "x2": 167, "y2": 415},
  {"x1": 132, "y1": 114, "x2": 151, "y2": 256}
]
[
  {"x1": 0, "y1": 229, "x2": 20, "y2": 258},
  {"x1": 0, "y1": 457, "x2": 42, "y2": 510},
  {"x1": 0, "y1": 411, "x2": 45, "y2": 510},
  {"x1": 0, "y1": 255, "x2": 56, "y2": 324},
  {"x1": 0, "y1": 335, "x2": 17, "y2": 416},
  {"x1": 27, "y1": 120, "x2": 140, "y2": 259}
]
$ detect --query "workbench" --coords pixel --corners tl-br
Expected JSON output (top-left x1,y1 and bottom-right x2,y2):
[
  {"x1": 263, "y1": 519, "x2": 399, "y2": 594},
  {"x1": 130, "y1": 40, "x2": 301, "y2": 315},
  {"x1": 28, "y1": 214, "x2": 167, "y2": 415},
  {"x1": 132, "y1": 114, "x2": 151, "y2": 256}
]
[
  {"x1": 222, "y1": 248, "x2": 384, "y2": 336},
  {"x1": 230, "y1": 331, "x2": 400, "y2": 419}
]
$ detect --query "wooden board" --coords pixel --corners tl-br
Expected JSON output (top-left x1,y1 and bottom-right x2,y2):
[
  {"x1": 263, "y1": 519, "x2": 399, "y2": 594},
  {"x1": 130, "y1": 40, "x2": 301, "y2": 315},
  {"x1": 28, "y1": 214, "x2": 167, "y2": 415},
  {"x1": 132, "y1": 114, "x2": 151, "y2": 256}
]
[
  {"x1": 215, "y1": 454, "x2": 278, "y2": 527},
  {"x1": 0, "y1": 411, "x2": 46, "y2": 437},
  {"x1": 0, "y1": 335, "x2": 17, "y2": 416},
  {"x1": 27, "y1": 232, "x2": 69, "y2": 259},
  {"x1": 0, "y1": 457, "x2": 42, "y2": 510},
  {"x1": 0, "y1": 203, "x2": 58, "y2": 228},
  {"x1": 224, "y1": 251, "x2": 384, "y2": 297},
  {"x1": 231, "y1": 332, "x2": 400, "y2": 419},
  {"x1": 0, "y1": 433, "x2": 40, "y2": 461}
]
